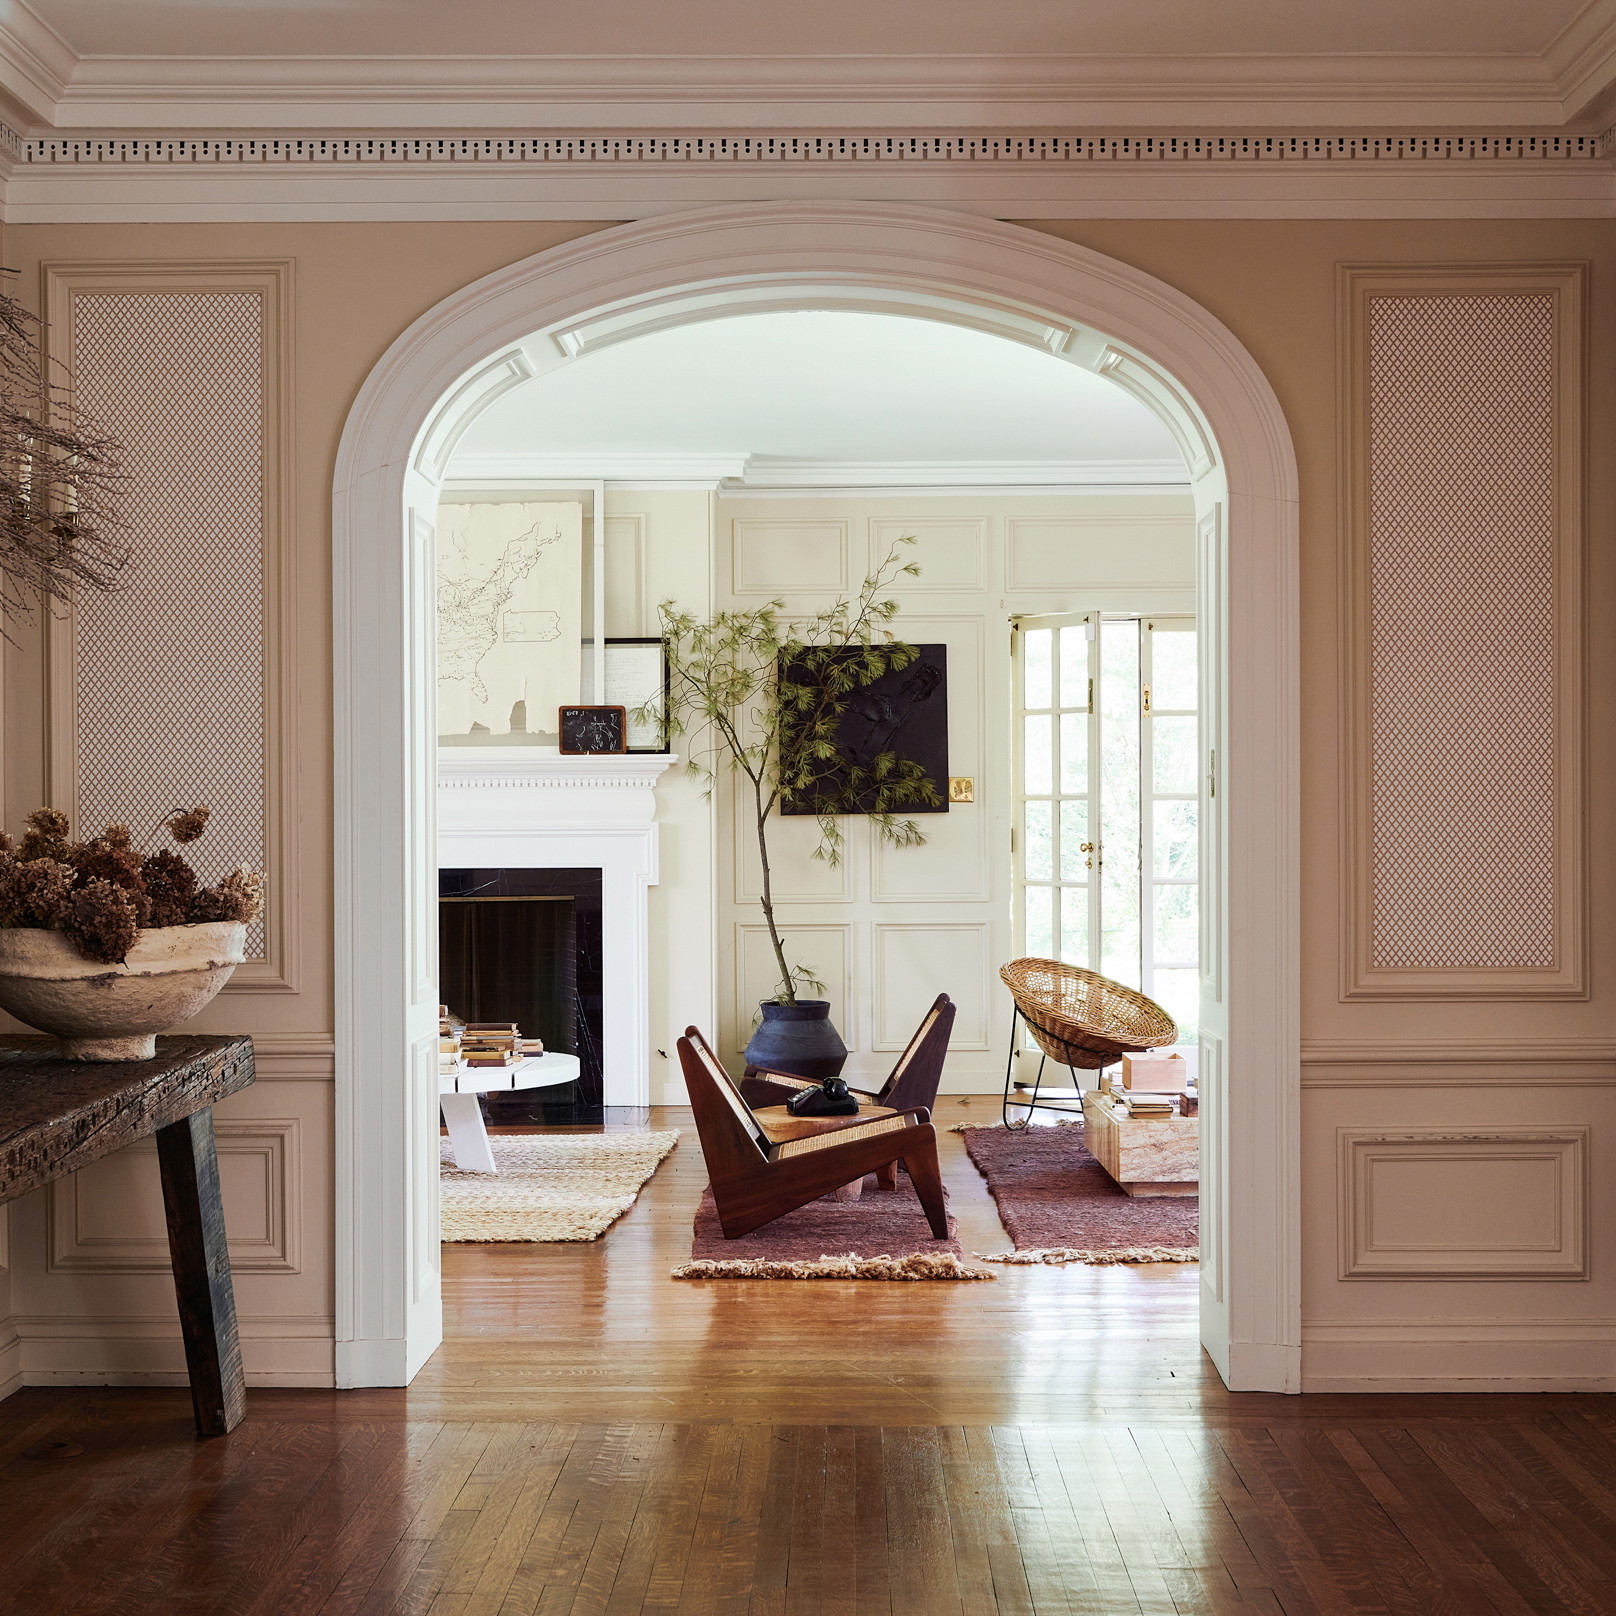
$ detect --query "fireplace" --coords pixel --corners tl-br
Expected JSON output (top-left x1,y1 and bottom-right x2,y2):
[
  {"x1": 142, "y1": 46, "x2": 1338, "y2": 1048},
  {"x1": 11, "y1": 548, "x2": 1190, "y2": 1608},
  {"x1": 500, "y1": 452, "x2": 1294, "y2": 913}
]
[
  {"x1": 439, "y1": 866, "x2": 603, "y2": 1120},
  {"x1": 437, "y1": 750, "x2": 675, "y2": 1109}
]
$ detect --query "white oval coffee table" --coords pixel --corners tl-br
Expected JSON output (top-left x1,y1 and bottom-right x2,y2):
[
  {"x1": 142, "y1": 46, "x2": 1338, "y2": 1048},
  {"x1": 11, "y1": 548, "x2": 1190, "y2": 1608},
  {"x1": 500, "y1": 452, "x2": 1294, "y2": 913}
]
[{"x1": 439, "y1": 1051, "x2": 582, "y2": 1174}]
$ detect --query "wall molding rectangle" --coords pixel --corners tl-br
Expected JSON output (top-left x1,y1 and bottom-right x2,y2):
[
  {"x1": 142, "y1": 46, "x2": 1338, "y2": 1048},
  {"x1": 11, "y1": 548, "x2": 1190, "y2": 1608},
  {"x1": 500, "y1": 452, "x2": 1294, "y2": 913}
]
[
  {"x1": 871, "y1": 921, "x2": 991, "y2": 1051},
  {"x1": 42, "y1": 259, "x2": 299, "y2": 994},
  {"x1": 730, "y1": 517, "x2": 850, "y2": 595},
  {"x1": 1338, "y1": 264, "x2": 1586, "y2": 1001},
  {"x1": 1338, "y1": 1125, "x2": 1589, "y2": 1280},
  {"x1": 47, "y1": 1117, "x2": 302, "y2": 1275},
  {"x1": 732, "y1": 921, "x2": 855, "y2": 1055}
]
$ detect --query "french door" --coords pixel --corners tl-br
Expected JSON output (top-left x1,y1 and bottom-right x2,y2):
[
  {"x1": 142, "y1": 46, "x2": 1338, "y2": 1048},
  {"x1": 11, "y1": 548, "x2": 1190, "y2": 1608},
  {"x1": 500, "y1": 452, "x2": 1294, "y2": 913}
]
[{"x1": 1013, "y1": 613, "x2": 1198, "y2": 1042}]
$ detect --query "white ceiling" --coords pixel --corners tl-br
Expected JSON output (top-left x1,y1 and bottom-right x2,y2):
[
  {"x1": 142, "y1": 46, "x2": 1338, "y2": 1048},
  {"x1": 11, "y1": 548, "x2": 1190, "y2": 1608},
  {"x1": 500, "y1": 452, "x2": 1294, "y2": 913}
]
[
  {"x1": 446, "y1": 311, "x2": 1185, "y2": 486},
  {"x1": 22, "y1": 0, "x2": 1586, "y2": 61},
  {"x1": 5, "y1": 0, "x2": 1615, "y2": 131}
]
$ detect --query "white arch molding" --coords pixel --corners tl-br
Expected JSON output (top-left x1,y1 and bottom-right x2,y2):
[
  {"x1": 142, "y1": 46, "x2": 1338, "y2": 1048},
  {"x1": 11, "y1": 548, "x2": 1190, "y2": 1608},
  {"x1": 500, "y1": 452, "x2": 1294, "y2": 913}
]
[{"x1": 332, "y1": 202, "x2": 1301, "y2": 1392}]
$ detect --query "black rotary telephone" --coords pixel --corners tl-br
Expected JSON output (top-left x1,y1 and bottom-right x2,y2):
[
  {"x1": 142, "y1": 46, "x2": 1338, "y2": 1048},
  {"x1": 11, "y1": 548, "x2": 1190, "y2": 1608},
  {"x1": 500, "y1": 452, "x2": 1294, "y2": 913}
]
[{"x1": 786, "y1": 1077, "x2": 859, "y2": 1118}]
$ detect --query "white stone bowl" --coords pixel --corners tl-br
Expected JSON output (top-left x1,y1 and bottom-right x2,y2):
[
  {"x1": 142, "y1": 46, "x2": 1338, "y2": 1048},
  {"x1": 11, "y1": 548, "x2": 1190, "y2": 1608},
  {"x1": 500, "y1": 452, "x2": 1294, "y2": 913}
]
[{"x1": 0, "y1": 921, "x2": 246, "y2": 1060}]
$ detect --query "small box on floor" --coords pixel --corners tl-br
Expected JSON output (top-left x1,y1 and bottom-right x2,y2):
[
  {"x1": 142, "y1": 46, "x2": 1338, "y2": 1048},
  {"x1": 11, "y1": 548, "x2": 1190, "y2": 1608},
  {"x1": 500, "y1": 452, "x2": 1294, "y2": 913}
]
[{"x1": 1121, "y1": 1050, "x2": 1187, "y2": 1091}]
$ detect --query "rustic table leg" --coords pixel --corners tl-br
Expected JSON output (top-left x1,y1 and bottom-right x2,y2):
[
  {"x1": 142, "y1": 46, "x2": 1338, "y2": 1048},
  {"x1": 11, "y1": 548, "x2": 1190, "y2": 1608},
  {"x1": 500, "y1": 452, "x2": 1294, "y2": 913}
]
[{"x1": 156, "y1": 1108, "x2": 246, "y2": 1437}]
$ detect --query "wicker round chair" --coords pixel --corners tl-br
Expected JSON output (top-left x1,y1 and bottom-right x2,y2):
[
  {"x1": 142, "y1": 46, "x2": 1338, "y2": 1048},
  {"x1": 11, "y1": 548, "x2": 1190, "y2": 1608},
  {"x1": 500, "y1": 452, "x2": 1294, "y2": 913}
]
[{"x1": 998, "y1": 958, "x2": 1177, "y2": 1127}]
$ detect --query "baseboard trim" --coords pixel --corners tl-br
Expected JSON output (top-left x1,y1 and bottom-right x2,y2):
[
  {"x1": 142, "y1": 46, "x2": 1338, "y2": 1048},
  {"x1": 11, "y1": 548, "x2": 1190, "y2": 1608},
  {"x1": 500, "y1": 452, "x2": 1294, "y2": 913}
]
[
  {"x1": 13, "y1": 1315, "x2": 334, "y2": 1386},
  {"x1": 1303, "y1": 1327, "x2": 1616, "y2": 1391},
  {"x1": 1304, "y1": 1375, "x2": 1616, "y2": 1393}
]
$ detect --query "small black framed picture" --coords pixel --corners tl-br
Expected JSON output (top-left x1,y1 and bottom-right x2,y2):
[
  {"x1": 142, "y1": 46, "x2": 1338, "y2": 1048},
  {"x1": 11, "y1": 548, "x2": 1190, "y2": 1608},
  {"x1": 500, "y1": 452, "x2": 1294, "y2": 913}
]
[{"x1": 558, "y1": 705, "x2": 627, "y2": 755}]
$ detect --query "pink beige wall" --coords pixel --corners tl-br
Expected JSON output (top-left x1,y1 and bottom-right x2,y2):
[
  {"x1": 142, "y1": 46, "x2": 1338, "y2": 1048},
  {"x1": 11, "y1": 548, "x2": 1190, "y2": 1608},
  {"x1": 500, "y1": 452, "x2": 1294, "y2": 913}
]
[{"x1": 1, "y1": 216, "x2": 1609, "y2": 1390}]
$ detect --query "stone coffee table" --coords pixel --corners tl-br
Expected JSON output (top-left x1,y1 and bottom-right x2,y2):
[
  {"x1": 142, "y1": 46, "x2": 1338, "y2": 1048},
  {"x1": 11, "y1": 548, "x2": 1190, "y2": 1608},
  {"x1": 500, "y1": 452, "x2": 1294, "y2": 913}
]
[{"x1": 1080, "y1": 1086, "x2": 1198, "y2": 1197}]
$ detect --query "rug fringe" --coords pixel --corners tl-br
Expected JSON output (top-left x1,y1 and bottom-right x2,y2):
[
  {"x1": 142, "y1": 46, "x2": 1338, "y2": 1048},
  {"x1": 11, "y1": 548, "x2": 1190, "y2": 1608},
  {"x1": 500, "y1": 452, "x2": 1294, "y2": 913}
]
[
  {"x1": 949, "y1": 1120, "x2": 1084, "y2": 1134},
  {"x1": 671, "y1": 1251, "x2": 995, "y2": 1282},
  {"x1": 975, "y1": 1245, "x2": 1198, "y2": 1266}
]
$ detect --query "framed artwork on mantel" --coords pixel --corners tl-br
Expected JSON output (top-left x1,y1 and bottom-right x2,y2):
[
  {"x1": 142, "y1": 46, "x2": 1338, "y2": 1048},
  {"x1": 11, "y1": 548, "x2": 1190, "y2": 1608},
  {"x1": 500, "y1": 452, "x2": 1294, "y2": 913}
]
[
  {"x1": 583, "y1": 637, "x2": 669, "y2": 753},
  {"x1": 558, "y1": 705, "x2": 628, "y2": 755}
]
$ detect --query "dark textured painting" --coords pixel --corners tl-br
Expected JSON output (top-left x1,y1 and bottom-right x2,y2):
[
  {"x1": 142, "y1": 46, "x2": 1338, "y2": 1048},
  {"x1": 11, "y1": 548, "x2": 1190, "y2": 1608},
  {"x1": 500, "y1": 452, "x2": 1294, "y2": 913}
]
[{"x1": 780, "y1": 643, "x2": 949, "y2": 816}]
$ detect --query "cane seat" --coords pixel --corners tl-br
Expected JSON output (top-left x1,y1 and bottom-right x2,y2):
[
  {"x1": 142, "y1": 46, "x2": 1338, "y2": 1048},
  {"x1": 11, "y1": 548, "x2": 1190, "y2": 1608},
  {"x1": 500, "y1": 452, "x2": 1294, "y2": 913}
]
[{"x1": 999, "y1": 958, "x2": 1177, "y2": 1070}]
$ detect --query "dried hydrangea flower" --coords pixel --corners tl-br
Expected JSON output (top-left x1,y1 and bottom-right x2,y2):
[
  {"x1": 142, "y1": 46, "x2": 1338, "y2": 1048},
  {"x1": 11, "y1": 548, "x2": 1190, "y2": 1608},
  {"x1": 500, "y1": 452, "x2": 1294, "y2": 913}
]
[
  {"x1": 189, "y1": 866, "x2": 264, "y2": 925},
  {"x1": 25, "y1": 808, "x2": 69, "y2": 838},
  {"x1": 141, "y1": 847, "x2": 198, "y2": 929},
  {"x1": 164, "y1": 808, "x2": 210, "y2": 845},
  {"x1": 20, "y1": 806, "x2": 74, "y2": 863},
  {"x1": 100, "y1": 823, "x2": 133, "y2": 848},
  {"x1": 62, "y1": 878, "x2": 139, "y2": 964},
  {"x1": 71, "y1": 835, "x2": 152, "y2": 926},
  {"x1": 0, "y1": 857, "x2": 74, "y2": 928}
]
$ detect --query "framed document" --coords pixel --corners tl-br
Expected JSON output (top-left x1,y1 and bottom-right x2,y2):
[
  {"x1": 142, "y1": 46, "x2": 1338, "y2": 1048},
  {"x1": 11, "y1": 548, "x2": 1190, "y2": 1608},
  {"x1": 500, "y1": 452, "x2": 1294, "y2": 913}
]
[
  {"x1": 558, "y1": 705, "x2": 627, "y2": 754},
  {"x1": 583, "y1": 637, "x2": 669, "y2": 753}
]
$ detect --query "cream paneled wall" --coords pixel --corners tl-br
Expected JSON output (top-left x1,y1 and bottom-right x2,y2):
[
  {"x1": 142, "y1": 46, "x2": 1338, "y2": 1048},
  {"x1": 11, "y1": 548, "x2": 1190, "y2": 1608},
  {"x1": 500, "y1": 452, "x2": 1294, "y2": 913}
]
[
  {"x1": 0, "y1": 217, "x2": 1607, "y2": 1392},
  {"x1": 712, "y1": 493, "x2": 1196, "y2": 1095}
]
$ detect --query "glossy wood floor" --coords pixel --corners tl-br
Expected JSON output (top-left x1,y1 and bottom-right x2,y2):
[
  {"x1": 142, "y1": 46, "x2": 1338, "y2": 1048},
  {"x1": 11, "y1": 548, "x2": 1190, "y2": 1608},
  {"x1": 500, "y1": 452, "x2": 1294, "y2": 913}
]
[{"x1": 1, "y1": 1099, "x2": 1613, "y2": 1614}]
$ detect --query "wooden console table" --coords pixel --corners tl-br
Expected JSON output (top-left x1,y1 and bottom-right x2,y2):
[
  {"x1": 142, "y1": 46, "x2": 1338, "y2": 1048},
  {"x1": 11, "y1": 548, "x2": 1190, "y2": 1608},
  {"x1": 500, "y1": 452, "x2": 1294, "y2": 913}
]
[{"x1": 0, "y1": 1034, "x2": 255, "y2": 1436}]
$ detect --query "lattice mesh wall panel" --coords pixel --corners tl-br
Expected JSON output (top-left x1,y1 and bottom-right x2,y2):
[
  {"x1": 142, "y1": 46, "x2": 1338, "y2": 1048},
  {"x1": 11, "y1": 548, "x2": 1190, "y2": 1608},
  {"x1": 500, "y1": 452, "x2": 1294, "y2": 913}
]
[
  {"x1": 1367, "y1": 292, "x2": 1557, "y2": 972},
  {"x1": 71, "y1": 292, "x2": 268, "y2": 958}
]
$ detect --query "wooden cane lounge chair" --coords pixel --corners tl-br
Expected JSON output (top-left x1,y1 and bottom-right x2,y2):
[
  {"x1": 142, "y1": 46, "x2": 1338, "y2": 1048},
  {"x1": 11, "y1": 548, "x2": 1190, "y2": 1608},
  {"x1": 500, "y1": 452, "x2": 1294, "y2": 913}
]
[
  {"x1": 677, "y1": 1026, "x2": 948, "y2": 1240},
  {"x1": 739, "y1": 992, "x2": 956, "y2": 1116}
]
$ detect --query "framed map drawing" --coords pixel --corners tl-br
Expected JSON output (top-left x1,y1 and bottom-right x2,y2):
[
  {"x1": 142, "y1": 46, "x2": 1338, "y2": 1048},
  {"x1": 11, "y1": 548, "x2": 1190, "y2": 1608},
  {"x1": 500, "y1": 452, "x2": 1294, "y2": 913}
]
[{"x1": 436, "y1": 501, "x2": 583, "y2": 745}]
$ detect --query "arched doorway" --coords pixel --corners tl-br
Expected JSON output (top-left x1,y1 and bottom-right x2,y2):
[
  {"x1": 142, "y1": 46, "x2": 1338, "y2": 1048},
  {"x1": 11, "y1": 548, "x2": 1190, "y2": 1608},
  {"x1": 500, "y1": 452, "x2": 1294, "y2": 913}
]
[{"x1": 332, "y1": 202, "x2": 1300, "y2": 1392}]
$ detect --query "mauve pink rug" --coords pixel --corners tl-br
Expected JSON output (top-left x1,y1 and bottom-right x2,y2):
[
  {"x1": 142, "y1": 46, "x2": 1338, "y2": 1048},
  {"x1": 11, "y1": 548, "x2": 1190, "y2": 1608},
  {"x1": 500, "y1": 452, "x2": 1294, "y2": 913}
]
[
  {"x1": 961, "y1": 1124, "x2": 1198, "y2": 1264},
  {"x1": 675, "y1": 1179, "x2": 990, "y2": 1280}
]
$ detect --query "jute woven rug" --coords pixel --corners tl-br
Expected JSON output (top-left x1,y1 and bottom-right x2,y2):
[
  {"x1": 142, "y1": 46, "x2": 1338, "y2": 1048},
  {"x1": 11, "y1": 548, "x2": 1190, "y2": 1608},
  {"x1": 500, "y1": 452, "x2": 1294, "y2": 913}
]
[
  {"x1": 672, "y1": 1178, "x2": 992, "y2": 1281},
  {"x1": 439, "y1": 1131, "x2": 679, "y2": 1242},
  {"x1": 959, "y1": 1122, "x2": 1198, "y2": 1265}
]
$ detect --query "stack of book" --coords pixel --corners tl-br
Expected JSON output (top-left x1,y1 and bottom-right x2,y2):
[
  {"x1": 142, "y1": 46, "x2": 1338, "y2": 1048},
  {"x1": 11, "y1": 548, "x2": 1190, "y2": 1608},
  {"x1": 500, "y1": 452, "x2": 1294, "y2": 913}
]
[
  {"x1": 461, "y1": 1022, "x2": 522, "y2": 1068},
  {"x1": 1120, "y1": 1090, "x2": 1174, "y2": 1118}
]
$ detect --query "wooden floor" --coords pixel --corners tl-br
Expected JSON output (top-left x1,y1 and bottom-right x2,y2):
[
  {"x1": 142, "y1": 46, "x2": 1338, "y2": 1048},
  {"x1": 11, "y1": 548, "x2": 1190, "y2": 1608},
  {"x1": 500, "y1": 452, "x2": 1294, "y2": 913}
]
[{"x1": 1, "y1": 1098, "x2": 1613, "y2": 1614}]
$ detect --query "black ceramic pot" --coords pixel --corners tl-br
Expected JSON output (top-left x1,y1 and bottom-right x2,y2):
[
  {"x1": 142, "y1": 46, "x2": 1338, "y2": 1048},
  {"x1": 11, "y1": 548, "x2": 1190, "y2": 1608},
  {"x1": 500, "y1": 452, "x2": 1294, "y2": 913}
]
[{"x1": 743, "y1": 999, "x2": 849, "y2": 1081}]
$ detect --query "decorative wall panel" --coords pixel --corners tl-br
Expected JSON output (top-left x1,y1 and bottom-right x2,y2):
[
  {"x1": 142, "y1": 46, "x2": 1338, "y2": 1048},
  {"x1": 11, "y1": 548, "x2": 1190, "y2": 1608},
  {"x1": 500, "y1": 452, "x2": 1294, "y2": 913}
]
[
  {"x1": 47, "y1": 264, "x2": 293, "y2": 989},
  {"x1": 872, "y1": 923, "x2": 990, "y2": 1050},
  {"x1": 734, "y1": 923, "x2": 853, "y2": 1053},
  {"x1": 1006, "y1": 515, "x2": 1195, "y2": 591},
  {"x1": 603, "y1": 514, "x2": 648, "y2": 636},
  {"x1": 870, "y1": 517, "x2": 987, "y2": 590},
  {"x1": 731, "y1": 519, "x2": 849, "y2": 595},
  {"x1": 1338, "y1": 1127, "x2": 1589, "y2": 1280},
  {"x1": 1341, "y1": 267, "x2": 1583, "y2": 999},
  {"x1": 47, "y1": 1119, "x2": 301, "y2": 1274}
]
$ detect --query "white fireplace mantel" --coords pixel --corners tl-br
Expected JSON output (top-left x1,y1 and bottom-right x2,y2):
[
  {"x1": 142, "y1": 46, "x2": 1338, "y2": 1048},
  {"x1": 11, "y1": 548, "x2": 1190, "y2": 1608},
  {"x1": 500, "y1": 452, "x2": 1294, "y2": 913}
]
[{"x1": 437, "y1": 750, "x2": 677, "y2": 1106}]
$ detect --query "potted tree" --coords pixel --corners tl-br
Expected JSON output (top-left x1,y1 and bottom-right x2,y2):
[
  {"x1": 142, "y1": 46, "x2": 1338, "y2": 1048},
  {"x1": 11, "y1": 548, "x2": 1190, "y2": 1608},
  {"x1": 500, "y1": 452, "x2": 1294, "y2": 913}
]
[{"x1": 653, "y1": 538, "x2": 940, "y2": 1077}]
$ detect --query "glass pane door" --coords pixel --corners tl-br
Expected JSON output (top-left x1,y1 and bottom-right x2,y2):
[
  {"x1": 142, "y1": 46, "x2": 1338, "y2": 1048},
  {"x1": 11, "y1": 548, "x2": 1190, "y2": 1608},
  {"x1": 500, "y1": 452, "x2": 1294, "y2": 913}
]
[
  {"x1": 1015, "y1": 612, "x2": 1199, "y2": 1046},
  {"x1": 1015, "y1": 616, "x2": 1099, "y2": 972},
  {"x1": 1143, "y1": 617, "x2": 1198, "y2": 1039}
]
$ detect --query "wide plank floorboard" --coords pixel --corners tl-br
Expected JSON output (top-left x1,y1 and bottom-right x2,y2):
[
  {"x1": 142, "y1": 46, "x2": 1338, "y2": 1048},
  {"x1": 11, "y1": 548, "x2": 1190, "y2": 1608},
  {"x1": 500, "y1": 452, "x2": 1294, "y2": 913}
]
[{"x1": 0, "y1": 1099, "x2": 1611, "y2": 1614}]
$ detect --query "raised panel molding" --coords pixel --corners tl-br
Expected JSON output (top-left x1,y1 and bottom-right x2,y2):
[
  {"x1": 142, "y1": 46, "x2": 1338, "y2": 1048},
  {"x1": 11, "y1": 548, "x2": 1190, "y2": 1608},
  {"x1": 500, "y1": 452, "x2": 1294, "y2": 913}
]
[
  {"x1": 872, "y1": 923, "x2": 990, "y2": 1051},
  {"x1": 603, "y1": 514, "x2": 648, "y2": 636},
  {"x1": 733, "y1": 923, "x2": 854, "y2": 1055},
  {"x1": 47, "y1": 1118, "x2": 302, "y2": 1274},
  {"x1": 730, "y1": 774, "x2": 854, "y2": 906},
  {"x1": 43, "y1": 260, "x2": 298, "y2": 994},
  {"x1": 1006, "y1": 514, "x2": 1195, "y2": 591},
  {"x1": 1339, "y1": 264, "x2": 1585, "y2": 1001},
  {"x1": 1302, "y1": 1038, "x2": 1616, "y2": 1085},
  {"x1": 731, "y1": 518, "x2": 850, "y2": 595},
  {"x1": 1338, "y1": 1126, "x2": 1589, "y2": 1280},
  {"x1": 871, "y1": 517, "x2": 987, "y2": 590}
]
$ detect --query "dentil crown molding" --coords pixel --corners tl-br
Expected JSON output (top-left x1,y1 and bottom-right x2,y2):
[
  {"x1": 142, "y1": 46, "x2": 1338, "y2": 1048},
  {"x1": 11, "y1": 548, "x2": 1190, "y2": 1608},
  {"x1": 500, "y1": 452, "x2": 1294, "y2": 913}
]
[{"x1": 4, "y1": 127, "x2": 1616, "y2": 220}]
